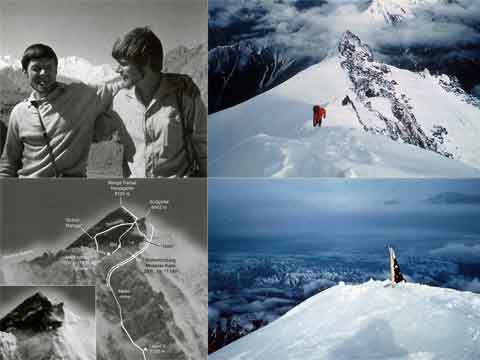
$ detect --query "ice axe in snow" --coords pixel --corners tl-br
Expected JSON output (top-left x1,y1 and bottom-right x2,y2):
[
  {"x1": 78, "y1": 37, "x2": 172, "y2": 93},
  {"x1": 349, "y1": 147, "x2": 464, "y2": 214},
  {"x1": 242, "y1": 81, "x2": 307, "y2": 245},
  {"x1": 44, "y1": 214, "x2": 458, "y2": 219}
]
[{"x1": 388, "y1": 245, "x2": 406, "y2": 285}]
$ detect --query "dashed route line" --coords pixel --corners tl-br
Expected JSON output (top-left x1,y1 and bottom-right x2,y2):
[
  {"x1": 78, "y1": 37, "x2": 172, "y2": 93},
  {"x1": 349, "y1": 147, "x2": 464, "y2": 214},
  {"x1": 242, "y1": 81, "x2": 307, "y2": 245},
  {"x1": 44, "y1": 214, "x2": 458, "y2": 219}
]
[{"x1": 82, "y1": 205, "x2": 160, "y2": 360}]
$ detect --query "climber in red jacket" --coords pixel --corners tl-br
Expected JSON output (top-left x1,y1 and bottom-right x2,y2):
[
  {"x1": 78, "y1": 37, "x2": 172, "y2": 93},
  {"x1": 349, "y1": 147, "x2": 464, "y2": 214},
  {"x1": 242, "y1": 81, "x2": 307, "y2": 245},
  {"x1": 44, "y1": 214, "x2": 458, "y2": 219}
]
[{"x1": 313, "y1": 105, "x2": 327, "y2": 127}]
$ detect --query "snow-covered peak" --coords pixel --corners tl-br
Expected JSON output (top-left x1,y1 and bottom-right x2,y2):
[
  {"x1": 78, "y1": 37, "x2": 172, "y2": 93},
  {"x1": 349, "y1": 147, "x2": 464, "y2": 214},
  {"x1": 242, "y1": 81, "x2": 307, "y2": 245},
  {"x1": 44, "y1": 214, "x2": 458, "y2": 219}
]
[
  {"x1": 209, "y1": 30, "x2": 480, "y2": 177},
  {"x1": 366, "y1": 0, "x2": 439, "y2": 24},
  {"x1": 0, "y1": 55, "x2": 117, "y2": 84},
  {"x1": 0, "y1": 58, "x2": 11, "y2": 71},
  {"x1": 0, "y1": 56, "x2": 21, "y2": 70},
  {"x1": 58, "y1": 56, "x2": 117, "y2": 84},
  {"x1": 210, "y1": 280, "x2": 480, "y2": 359}
]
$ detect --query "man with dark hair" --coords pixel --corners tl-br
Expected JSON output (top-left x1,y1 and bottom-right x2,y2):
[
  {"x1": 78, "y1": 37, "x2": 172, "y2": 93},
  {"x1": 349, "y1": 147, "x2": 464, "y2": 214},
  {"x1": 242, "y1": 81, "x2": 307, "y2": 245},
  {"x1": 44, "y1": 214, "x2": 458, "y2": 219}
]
[
  {"x1": 109, "y1": 26, "x2": 207, "y2": 177},
  {"x1": 0, "y1": 44, "x2": 125, "y2": 177},
  {"x1": 21, "y1": 43, "x2": 58, "y2": 73}
]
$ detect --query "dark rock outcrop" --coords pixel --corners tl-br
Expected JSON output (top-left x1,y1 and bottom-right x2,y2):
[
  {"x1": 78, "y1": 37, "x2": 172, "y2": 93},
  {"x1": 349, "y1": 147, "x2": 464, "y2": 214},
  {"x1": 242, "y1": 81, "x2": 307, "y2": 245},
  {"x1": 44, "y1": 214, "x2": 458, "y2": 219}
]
[{"x1": 338, "y1": 30, "x2": 453, "y2": 158}]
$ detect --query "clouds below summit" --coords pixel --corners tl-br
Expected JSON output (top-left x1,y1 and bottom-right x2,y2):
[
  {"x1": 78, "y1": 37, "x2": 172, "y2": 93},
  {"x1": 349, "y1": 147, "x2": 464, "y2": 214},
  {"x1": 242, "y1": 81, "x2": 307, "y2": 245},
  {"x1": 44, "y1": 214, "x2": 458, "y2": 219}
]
[
  {"x1": 209, "y1": 0, "x2": 480, "y2": 61},
  {"x1": 430, "y1": 242, "x2": 480, "y2": 264}
]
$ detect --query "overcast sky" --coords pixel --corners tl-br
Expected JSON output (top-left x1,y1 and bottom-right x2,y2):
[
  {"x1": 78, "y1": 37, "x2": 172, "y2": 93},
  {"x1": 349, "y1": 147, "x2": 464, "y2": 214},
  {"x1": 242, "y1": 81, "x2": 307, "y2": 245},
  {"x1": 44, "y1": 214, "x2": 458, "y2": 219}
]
[
  {"x1": 0, "y1": 0, "x2": 207, "y2": 65},
  {"x1": 209, "y1": 179, "x2": 480, "y2": 259}
]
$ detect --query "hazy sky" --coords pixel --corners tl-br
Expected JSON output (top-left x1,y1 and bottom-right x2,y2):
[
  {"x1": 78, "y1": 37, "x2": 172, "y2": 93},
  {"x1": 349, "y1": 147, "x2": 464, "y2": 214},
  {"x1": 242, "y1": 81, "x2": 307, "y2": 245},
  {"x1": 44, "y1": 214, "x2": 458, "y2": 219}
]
[
  {"x1": 1, "y1": 179, "x2": 206, "y2": 256},
  {"x1": 0, "y1": 0, "x2": 207, "y2": 65},
  {"x1": 209, "y1": 179, "x2": 480, "y2": 255}
]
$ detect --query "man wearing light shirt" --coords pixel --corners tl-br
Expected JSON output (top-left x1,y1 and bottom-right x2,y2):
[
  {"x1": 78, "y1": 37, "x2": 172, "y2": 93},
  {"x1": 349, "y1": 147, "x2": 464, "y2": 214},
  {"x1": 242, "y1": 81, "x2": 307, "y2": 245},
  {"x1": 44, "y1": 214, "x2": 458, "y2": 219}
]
[
  {"x1": 109, "y1": 27, "x2": 207, "y2": 178},
  {"x1": 0, "y1": 44, "x2": 125, "y2": 177}
]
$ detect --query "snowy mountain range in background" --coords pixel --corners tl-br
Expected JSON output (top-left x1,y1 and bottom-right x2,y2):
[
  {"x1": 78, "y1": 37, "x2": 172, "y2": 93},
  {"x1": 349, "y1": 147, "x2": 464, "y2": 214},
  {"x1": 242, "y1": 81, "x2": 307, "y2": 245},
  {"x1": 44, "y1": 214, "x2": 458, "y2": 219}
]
[
  {"x1": 210, "y1": 280, "x2": 480, "y2": 360},
  {"x1": 0, "y1": 43, "x2": 207, "y2": 126},
  {"x1": 209, "y1": 29, "x2": 480, "y2": 177},
  {"x1": 208, "y1": 0, "x2": 480, "y2": 114},
  {"x1": 365, "y1": 0, "x2": 440, "y2": 24},
  {"x1": 0, "y1": 55, "x2": 117, "y2": 87},
  {"x1": 208, "y1": 41, "x2": 309, "y2": 113}
]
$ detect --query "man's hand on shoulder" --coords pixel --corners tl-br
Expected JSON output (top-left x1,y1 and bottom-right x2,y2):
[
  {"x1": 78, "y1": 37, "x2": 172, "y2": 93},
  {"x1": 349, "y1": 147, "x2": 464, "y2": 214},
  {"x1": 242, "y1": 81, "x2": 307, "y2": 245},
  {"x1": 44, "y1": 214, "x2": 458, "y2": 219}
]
[{"x1": 107, "y1": 77, "x2": 129, "y2": 97}]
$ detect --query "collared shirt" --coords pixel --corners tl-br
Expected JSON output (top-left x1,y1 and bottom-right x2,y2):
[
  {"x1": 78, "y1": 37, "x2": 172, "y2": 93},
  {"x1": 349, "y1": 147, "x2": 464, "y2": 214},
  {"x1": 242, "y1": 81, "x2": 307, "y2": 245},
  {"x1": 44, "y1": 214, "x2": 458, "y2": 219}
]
[
  {"x1": 0, "y1": 82, "x2": 116, "y2": 177},
  {"x1": 110, "y1": 73, "x2": 207, "y2": 178}
]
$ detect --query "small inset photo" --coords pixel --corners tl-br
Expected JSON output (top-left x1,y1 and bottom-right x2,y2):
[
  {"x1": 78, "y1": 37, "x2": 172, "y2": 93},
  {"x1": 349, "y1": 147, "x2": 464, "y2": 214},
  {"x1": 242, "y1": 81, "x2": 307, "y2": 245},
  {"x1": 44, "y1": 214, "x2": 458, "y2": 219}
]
[{"x1": 0, "y1": 285, "x2": 95, "y2": 360}]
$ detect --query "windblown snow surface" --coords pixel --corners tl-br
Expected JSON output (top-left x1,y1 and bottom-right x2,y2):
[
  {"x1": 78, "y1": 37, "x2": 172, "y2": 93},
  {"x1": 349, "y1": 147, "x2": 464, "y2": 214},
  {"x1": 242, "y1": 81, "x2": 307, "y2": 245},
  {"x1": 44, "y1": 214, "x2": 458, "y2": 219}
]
[
  {"x1": 209, "y1": 32, "x2": 480, "y2": 178},
  {"x1": 210, "y1": 280, "x2": 480, "y2": 360}
]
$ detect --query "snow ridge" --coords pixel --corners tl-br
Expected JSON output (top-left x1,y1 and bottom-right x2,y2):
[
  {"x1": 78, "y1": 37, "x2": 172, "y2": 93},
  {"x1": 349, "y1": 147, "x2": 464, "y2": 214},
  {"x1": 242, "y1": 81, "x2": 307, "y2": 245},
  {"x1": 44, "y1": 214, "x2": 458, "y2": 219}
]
[
  {"x1": 209, "y1": 30, "x2": 480, "y2": 177},
  {"x1": 210, "y1": 280, "x2": 480, "y2": 360}
]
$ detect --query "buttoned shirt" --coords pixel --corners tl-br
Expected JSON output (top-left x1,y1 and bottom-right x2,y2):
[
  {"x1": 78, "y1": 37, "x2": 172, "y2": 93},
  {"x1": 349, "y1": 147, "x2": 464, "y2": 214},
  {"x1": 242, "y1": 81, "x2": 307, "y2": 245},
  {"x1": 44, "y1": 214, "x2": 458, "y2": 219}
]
[
  {"x1": 0, "y1": 82, "x2": 117, "y2": 177},
  {"x1": 110, "y1": 73, "x2": 207, "y2": 177}
]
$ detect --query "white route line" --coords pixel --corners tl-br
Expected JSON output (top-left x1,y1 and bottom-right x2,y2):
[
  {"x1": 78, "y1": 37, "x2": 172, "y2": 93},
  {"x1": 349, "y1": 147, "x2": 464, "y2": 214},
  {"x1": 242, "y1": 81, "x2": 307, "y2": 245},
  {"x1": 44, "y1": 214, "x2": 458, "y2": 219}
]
[
  {"x1": 92, "y1": 223, "x2": 134, "y2": 254},
  {"x1": 111, "y1": 223, "x2": 136, "y2": 255},
  {"x1": 121, "y1": 205, "x2": 138, "y2": 221},
  {"x1": 106, "y1": 240, "x2": 151, "y2": 360},
  {"x1": 87, "y1": 205, "x2": 156, "y2": 360}
]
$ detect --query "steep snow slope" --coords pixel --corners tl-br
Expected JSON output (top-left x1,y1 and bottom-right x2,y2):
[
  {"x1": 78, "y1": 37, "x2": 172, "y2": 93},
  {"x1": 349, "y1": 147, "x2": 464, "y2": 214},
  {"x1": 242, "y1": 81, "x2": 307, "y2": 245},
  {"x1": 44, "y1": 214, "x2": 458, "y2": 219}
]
[
  {"x1": 210, "y1": 280, "x2": 480, "y2": 360},
  {"x1": 209, "y1": 31, "x2": 480, "y2": 177}
]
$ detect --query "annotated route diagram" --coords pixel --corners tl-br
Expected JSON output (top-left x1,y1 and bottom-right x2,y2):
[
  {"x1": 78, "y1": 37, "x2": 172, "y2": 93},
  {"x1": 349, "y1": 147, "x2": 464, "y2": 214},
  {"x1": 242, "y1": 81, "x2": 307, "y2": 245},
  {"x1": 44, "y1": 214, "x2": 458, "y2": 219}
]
[
  {"x1": 81, "y1": 203, "x2": 154, "y2": 360},
  {"x1": 0, "y1": 179, "x2": 207, "y2": 360}
]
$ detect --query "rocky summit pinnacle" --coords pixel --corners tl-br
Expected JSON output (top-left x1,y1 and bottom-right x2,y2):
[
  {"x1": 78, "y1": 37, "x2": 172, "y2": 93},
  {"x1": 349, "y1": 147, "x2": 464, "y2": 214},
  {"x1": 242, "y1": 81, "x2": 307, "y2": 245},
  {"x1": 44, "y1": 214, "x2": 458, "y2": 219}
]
[
  {"x1": 338, "y1": 31, "x2": 374, "y2": 63},
  {"x1": 336, "y1": 30, "x2": 451, "y2": 157},
  {"x1": 0, "y1": 292, "x2": 64, "y2": 334}
]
